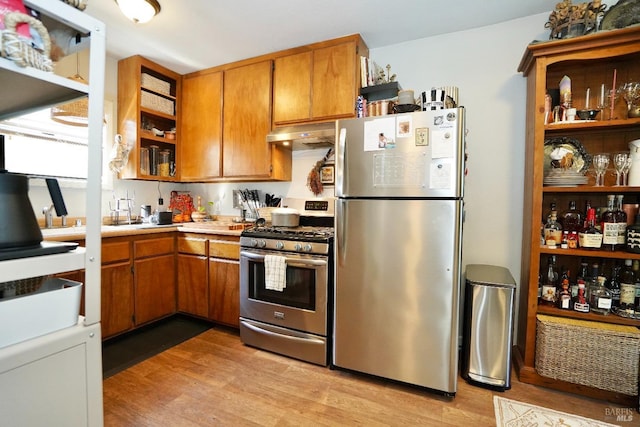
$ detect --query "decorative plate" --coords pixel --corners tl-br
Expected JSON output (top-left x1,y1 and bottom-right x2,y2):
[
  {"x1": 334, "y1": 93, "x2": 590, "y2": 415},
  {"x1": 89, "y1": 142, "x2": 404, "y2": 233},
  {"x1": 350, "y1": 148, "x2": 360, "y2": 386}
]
[{"x1": 543, "y1": 136, "x2": 591, "y2": 177}]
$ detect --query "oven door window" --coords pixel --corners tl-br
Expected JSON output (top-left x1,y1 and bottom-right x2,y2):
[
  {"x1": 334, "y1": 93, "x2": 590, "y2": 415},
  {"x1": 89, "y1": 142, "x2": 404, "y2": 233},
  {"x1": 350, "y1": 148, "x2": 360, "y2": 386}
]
[{"x1": 247, "y1": 257, "x2": 320, "y2": 310}]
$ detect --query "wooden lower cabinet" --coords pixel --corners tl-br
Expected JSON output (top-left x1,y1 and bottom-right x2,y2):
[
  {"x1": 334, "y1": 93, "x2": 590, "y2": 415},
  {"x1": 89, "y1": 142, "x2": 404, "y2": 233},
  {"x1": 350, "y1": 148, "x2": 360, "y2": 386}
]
[
  {"x1": 177, "y1": 234, "x2": 240, "y2": 327},
  {"x1": 101, "y1": 262, "x2": 134, "y2": 338},
  {"x1": 209, "y1": 258, "x2": 239, "y2": 327},
  {"x1": 101, "y1": 239, "x2": 134, "y2": 339},
  {"x1": 133, "y1": 236, "x2": 176, "y2": 325},
  {"x1": 134, "y1": 254, "x2": 176, "y2": 325},
  {"x1": 177, "y1": 255, "x2": 208, "y2": 317}
]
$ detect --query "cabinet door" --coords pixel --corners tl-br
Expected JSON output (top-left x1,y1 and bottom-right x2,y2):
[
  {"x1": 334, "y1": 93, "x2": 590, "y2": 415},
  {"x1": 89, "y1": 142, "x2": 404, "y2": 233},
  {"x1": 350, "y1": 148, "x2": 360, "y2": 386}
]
[
  {"x1": 209, "y1": 258, "x2": 240, "y2": 328},
  {"x1": 311, "y1": 41, "x2": 357, "y2": 120},
  {"x1": 181, "y1": 71, "x2": 222, "y2": 181},
  {"x1": 101, "y1": 262, "x2": 134, "y2": 338},
  {"x1": 134, "y1": 254, "x2": 176, "y2": 325},
  {"x1": 223, "y1": 60, "x2": 273, "y2": 178},
  {"x1": 177, "y1": 254, "x2": 208, "y2": 318},
  {"x1": 273, "y1": 51, "x2": 312, "y2": 124}
]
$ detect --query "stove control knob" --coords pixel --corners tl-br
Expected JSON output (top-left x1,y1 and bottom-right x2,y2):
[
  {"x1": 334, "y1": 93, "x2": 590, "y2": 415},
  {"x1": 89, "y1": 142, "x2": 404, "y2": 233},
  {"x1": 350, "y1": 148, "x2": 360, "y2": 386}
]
[
  {"x1": 275, "y1": 241, "x2": 284, "y2": 250},
  {"x1": 294, "y1": 243, "x2": 303, "y2": 251},
  {"x1": 304, "y1": 244, "x2": 313, "y2": 252},
  {"x1": 258, "y1": 240, "x2": 267, "y2": 248},
  {"x1": 250, "y1": 239, "x2": 258, "y2": 247}
]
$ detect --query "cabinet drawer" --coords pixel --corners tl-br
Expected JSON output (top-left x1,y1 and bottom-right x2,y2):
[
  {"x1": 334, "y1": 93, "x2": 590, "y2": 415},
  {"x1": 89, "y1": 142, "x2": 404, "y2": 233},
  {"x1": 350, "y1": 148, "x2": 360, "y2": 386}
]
[
  {"x1": 177, "y1": 236, "x2": 208, "y2": 256},
  {"x1": 134, "y1": 236, "x2": 175, "y2": 258},
  {"x1": 102, "y1": 241, "x2": 131, "y2": 264},
  {"x1": 209, "y1": 239, "x2": 240, "y2": 260}
]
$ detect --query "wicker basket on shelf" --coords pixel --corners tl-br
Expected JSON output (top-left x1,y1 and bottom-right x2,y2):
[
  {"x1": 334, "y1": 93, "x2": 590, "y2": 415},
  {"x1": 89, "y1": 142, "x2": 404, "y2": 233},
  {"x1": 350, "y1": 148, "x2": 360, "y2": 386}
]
[
  {"x1": 535, "y1": 314, "x2": 640, "y2": 396},
  {"x1": 60, "y1": 0, "x2": 88, "y2": 10},
  {"x1": 0, "y1": 12, "x2": 52, "y2": 71}
]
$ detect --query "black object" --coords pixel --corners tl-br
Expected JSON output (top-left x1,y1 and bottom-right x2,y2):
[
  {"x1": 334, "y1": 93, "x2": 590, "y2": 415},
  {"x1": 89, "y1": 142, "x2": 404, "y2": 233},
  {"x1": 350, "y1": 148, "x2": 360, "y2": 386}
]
[
  {"x1": 0, "y1": 172, "x2": 43, "y2": 250},
  {"x1": 102, "y1": 314, "x2": 210, "y2": 378},
  {"x1": 45, "y1": 178, "x2": 68, "y2": 217},
  {"x1": 0, "y1": 241, "x2": 78, "y2": 261},
  {"x1": 157, "y1": 211, "x2": 172, "y2": 225}
]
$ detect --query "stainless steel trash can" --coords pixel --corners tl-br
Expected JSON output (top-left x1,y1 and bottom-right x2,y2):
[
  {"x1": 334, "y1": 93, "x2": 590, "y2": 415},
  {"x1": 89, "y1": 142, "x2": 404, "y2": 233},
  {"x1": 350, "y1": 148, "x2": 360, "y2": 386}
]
[{"x1": 461, "y1": 264, "x2": 516, "y2": 391}]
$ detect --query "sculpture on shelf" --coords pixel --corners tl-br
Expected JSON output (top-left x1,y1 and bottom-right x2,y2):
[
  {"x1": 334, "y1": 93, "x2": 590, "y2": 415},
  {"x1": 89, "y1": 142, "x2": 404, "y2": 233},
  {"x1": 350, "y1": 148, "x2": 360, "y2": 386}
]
[{"x1": 545, "y1": 0, "x2": 607, "y2": 39}]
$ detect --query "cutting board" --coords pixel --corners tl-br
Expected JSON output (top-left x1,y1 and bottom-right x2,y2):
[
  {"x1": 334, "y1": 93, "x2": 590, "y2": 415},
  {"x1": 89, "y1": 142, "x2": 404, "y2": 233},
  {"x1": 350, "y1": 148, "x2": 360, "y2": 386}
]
[{"x1": 179, "y1": 221, "x2": 246, "y2": 231}]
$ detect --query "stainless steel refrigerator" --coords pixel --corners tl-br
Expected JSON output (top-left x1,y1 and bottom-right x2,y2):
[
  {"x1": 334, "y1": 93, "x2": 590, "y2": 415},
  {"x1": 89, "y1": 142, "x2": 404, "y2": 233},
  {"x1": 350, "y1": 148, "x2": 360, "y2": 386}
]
[{"x1": 333, "y1": 108, "x2": 466, "y2": 396}]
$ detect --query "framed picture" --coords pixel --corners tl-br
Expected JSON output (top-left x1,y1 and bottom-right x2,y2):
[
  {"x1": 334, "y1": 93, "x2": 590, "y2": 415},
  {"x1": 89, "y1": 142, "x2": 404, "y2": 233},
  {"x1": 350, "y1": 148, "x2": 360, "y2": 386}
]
[{"x1": 320, "y1": 163, "x2": 335, "y2": 185}]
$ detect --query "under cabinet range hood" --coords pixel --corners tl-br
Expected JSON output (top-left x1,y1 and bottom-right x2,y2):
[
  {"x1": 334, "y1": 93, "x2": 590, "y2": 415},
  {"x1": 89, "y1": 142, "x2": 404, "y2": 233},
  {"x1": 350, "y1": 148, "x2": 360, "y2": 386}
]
[{"x1": 267, "y1": 122, "x2": 336, "y2": 150}]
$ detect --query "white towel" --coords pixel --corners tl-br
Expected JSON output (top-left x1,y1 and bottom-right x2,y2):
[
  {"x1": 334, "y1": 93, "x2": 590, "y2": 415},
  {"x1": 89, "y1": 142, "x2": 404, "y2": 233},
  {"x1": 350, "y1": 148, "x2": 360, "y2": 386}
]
[{"x1": 264, "y1": 255, "x2": 287, "y2": 292}]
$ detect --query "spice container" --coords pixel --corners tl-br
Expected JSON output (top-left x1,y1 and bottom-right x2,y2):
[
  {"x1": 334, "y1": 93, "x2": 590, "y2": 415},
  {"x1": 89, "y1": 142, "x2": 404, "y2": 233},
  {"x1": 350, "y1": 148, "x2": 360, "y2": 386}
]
[
  {"x1": 149, "y1": 145, "x2": 159, "y2": 176},
  {"x1": 159, "y1": 149, "x2": 170, "y2": 177},
  {"x1": 140, "y1": 147, "x2": 150, "y2": 175}
]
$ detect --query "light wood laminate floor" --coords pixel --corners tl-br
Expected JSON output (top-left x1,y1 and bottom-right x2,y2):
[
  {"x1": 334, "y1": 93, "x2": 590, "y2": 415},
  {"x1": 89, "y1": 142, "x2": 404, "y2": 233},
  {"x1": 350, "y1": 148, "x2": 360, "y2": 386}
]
[{"x1": 103, "y1": 327, "x2": 633, "y2": 426}]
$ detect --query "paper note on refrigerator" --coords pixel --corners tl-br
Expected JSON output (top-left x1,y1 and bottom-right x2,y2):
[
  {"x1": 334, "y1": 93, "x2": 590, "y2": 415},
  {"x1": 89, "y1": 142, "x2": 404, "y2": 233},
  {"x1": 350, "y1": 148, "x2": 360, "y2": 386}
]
[
  {"x1": 364, "y1": 117, "x2": 396, "y2": 151},
  {"x1": 430, "y1": 159, "x2": 452, "y2": 189},
  {"x1": 431, "y1": 130, "x2": 455, "y2": 159}
]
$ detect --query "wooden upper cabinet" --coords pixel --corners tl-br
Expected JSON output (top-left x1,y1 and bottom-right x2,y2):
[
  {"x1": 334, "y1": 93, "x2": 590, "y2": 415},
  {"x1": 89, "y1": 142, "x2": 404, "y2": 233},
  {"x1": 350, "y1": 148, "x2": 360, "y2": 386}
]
[
  {"x1": 273, "y1": 51, "x2": 312, "y2": 124},
  {"x1": 273, "y1": 35, "x2": 367, "y2": 126},
  {"x1": 311, "y1": 41, "x2": 359, "y2": 120},
  {"x1": 222, "y1": 60, "x2": 273, "y2": 178},
  {"x1": 117, "y1": 55, "x2": 181, "y2": 181},
  {"x1": 180, "y1": 70, "x2": 222, "y2": 181}
]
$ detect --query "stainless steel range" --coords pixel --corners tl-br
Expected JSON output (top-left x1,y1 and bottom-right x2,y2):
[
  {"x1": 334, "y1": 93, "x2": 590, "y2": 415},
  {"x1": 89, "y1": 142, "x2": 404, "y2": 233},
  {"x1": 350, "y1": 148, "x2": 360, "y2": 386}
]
[{"x1": 239, "y1": 198, "x2": 334, "y2": 366}]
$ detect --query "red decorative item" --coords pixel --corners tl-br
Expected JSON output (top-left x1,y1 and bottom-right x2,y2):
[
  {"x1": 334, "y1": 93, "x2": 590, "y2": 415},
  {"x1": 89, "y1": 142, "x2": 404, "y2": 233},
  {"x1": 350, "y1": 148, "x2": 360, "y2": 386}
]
[
  {"x1": 168, "y1": 191, "x2": 194, "y2": 222},
  {"x1": 0, "y1": 0, "x2": 31, "y2": 39}
]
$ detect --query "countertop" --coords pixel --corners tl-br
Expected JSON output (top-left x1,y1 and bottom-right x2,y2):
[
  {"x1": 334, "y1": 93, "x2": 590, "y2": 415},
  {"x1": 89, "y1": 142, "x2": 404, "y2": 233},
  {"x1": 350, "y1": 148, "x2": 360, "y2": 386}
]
[{"x1": 40, "y1": 221, "x2": 246, "y2": 241}]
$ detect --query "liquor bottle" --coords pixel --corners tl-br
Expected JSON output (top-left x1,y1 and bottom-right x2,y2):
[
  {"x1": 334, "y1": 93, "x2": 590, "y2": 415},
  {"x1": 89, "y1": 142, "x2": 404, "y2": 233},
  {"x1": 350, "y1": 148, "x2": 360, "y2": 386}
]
[
  {"x1": 575, "y1": 260, "x2": 589, "y2": 297},
  {"x1": 618, "y1": 259, "x2": 636, "y2": 315},
  {"x1": 589, "y1": 276, "x2": 612, "y2": 315},
  {"x1": 556, "y1": 269, "x2": 572, "y2": 310},
  {"x1": 544, "y1": 210, "x2": 563, "y2": 247},
  {"x1": 560, "y1": 200, "x2": 583, "y2": 233},
  {"x1": 579, "y1": 208, "x2": 603, "y2": 249},
  {"x1": 582, "y1": 200, "x2": 592, "y2": 229},
  {"x1": 541, "y1": 255, "x2": 558, "y2": 306},
  {"x1": 626, "y1": 214, "x2": 640, "y2": 253},
  {"x1": 607, "y1": 263, "x2": 621, "y2": 308},
  {"x1": 572, "y1": 281, "x2": 590, "y2": 313},
  {"x1": 615, "y1": 195, "x2": 627, "y2": 249},
  {"x1": 600, "y1": 195, "x2": 618, "y2": 251},
  {"x1": 634, "y1": 259, "x2": 640, "y2": 316}
]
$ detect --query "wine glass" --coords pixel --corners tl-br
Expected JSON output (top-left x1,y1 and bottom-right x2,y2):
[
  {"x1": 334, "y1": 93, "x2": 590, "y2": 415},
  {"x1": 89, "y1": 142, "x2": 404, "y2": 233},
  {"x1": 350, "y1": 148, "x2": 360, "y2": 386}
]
[
  {"x1": 613, "y1": 152, "x2": 630, "y2": 186},
  {"x1": 592, "y1": 153, "x2": 610, "y2": 186},
  {"x1": 596, "y1": 85, "x2": 610, "y2": 120},
  {"x1": 622, "y1": 154, "x2": 633, "y2": 186}
]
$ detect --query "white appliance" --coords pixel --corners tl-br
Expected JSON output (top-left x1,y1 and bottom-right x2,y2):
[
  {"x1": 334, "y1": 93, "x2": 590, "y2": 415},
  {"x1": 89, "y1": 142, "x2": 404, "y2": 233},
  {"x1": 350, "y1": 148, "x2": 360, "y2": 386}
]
[{"x1": 332, "y1": 108, "x2": 466, "y2": 396}]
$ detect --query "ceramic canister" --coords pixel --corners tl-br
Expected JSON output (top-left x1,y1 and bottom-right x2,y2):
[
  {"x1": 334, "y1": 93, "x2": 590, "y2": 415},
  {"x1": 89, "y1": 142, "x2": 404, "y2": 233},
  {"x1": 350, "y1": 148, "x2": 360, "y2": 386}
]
[{"x1": 628, "y1": 139, "x2": 640, "y2": 186}]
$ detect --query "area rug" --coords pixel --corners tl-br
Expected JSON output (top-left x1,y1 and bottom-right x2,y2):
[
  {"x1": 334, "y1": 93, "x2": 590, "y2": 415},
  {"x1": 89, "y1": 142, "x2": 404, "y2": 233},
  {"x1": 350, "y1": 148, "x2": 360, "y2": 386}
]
[
  {"x1": 102, "y1": 314, "x2": 211, "y2": 378},
  {"x1": 494, "y1": 396, "x2": 621, "y2": 427}
]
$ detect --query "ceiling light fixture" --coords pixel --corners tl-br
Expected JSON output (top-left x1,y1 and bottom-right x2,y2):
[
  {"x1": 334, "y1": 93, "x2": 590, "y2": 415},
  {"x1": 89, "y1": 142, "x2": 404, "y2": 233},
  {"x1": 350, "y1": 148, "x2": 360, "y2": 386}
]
[
  {"x1": 51, "y1": 53, "x2": 89, "y2": 127},
  {"x1": 115, "y1": 0, "x2": 161, "y2": 24}
]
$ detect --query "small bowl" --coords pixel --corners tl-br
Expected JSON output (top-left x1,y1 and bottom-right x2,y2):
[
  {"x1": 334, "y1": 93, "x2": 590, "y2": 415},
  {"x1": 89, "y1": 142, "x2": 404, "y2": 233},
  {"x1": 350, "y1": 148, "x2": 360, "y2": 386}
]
[{"x1": 576, "y1": 109, "x2": 599, "y2": 120}]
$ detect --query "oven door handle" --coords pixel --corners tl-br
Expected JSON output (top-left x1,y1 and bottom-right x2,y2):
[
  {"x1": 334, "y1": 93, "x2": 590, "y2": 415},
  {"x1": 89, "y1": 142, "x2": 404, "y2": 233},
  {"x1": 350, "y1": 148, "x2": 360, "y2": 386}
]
[
  {"x1": 242, "y1": 320, "x2": 325, "y2": 345},
  {"x1": 240, "y1": 251, "x2": 327, "y2": 267}
]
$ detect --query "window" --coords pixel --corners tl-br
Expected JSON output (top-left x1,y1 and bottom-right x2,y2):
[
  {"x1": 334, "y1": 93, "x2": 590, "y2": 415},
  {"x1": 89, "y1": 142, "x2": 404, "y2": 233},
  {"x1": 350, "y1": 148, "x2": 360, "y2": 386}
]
[{"x1": 0, "y1": 100, "x2": 114, "y2": 187}]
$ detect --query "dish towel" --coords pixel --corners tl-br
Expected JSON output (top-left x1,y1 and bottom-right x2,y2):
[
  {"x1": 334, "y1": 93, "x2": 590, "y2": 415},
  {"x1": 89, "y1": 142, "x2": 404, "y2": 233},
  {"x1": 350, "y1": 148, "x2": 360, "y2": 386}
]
[{"x1": 264, "y1": 255, "x2": 287, "y2": 292}]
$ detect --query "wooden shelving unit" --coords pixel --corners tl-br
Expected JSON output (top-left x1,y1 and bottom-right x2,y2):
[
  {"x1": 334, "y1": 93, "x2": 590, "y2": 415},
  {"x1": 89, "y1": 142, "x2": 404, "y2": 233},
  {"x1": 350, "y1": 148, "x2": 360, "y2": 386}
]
[{"x1": 515, "y1": 26, "x2": 640, "y2": 407}]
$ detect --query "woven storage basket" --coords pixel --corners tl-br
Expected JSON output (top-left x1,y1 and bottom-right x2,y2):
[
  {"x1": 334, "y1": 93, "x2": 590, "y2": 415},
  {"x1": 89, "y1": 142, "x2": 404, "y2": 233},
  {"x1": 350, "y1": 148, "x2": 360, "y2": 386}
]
[
  {"x1": 141, "y1": 90, "x2": 174, "y2": 116},
  {"x1": 60, "y1": 0, "x2": 88, "y2": 11},
  {"x1": 142, "y1": 73, "x2": 171, "y2": 95},
  {"x1": 1, "y1": 12, "x2": 52, "y2": 71},
  {"x1": 535, "y1": 314, "x2": 640, "y2": 395}
]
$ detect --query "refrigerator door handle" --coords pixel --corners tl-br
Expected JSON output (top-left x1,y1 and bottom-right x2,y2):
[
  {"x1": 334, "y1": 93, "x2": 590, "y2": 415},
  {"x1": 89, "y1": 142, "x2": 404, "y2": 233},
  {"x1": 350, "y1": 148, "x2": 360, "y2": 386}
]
[
  {"x1": 336, "y1": 199, "x2": 347, "y2": 266},
  {"x1": 335, "y1": 127, "x2": 347, "y2": 196}
]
